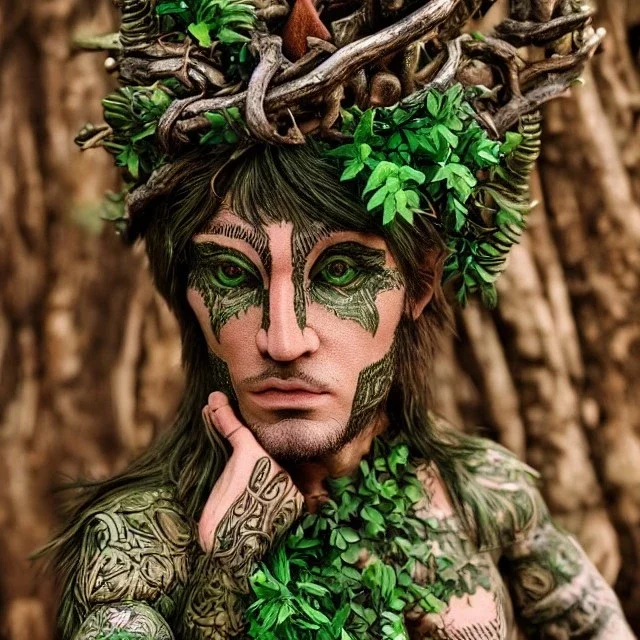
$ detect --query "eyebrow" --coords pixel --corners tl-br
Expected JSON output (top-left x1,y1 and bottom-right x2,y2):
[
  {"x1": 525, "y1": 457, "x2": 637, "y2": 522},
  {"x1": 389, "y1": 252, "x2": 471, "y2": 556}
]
[{"x1": 197, "y1": 222, "x2": 271, "y2": 272}]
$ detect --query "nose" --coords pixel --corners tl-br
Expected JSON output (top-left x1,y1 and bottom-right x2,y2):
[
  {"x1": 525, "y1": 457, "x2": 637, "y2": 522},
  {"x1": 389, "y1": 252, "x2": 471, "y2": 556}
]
[{"x1": 256, "y1": 275, "x2": 319, "y2": 362}]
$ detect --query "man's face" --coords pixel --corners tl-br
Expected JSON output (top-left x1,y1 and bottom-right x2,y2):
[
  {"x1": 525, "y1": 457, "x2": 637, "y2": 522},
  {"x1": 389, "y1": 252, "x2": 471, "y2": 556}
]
[{"x1": 186, "y1": 206, "x2": 406, "y2": 463}]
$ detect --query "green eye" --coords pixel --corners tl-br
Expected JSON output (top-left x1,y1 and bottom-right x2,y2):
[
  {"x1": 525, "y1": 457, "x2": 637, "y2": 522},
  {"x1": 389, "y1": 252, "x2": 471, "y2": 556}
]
[
  {"x1": 317, "y1": 257, "x2": 359, "y2": 287},
  {"x1": 213, "y1": 257, "x2": 253, "y2": 288}
]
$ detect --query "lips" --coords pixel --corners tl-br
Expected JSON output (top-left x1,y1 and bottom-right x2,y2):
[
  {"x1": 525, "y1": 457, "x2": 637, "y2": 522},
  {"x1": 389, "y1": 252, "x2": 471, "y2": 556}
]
[{"x1": 248, "y1": 377, "x2": 329, "y2": 409}]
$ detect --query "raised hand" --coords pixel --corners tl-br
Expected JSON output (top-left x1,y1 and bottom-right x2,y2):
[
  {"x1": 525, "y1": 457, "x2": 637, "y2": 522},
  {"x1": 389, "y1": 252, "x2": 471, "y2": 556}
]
[
  {"x1": 198, "y1": 391, "x2": 303, "y2": 559},
  {"x1": 180, "y1": 392, "x2": 302, "y2": 640}
]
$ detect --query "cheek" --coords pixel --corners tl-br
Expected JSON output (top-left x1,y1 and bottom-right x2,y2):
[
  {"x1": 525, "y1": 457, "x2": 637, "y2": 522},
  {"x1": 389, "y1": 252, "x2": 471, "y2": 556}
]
[
  {"x1": 186, "y1": 288, "x2": 262, "y2": 364},
  {"x1": 308, "y1": 287, "x2": 404, "y2": 377}
]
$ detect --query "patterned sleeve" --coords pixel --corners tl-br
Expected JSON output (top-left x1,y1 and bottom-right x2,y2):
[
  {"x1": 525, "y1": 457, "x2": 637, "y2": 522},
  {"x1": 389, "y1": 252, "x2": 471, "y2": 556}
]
[
  {"x1": 68, "y1": 487, "x2": 195, "y2": 638},
  {"x1": 73, "y1": 601, "x2": 174, "y2": 640},
  {"x1": 488, "y1": 464, "x2": 636, "y2": 638}
]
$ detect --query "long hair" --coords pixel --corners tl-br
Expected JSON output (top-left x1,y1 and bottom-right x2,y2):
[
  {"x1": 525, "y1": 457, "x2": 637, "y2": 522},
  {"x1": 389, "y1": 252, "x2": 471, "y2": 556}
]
[{"x1": 40, "y1": 140, "x2": 489, "y2": 638}]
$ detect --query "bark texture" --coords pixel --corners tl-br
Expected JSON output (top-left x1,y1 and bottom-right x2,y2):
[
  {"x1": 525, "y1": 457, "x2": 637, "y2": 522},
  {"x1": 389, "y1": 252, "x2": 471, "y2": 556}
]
[{"x1": 0, "y1": 0, "x2": 639, "y2": 637}]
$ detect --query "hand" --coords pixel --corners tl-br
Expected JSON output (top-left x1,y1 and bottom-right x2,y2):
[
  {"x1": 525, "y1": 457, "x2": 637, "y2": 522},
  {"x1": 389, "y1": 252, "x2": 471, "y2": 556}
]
[{"x1": 197, "y1": 392, "x2": 303, "y2": 562}]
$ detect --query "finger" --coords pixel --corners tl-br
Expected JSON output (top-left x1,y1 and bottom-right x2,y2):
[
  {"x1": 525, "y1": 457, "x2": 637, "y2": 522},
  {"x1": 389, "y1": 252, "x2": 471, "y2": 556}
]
[{"x1": 207, "y1": 392, "x2": 248, "y2": 443}]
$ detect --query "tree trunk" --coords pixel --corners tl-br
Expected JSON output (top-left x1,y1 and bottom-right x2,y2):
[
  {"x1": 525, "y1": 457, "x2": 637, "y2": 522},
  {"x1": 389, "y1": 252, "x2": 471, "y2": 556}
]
[{"x1": 0, "y1": 0, "x2": 639, "y2": 638}]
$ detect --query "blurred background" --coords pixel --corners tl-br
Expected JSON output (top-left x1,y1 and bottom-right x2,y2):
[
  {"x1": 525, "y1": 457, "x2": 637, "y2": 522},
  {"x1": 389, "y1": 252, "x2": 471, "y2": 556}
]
[{"x1": 1, "y1": 0, "x2": 640, "y2": 637}]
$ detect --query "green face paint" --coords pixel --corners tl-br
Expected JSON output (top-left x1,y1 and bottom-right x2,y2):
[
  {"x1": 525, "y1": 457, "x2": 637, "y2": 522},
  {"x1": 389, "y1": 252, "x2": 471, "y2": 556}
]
[
  {"x1": 188, "y1": 242, "x2": 267, "y2": 341},
  {"x1": 343, "y1": 335, "x2": 398, "y2": 442},
  {"x1": 309, "y1": 242, "x2": 403, "y2": 336}
]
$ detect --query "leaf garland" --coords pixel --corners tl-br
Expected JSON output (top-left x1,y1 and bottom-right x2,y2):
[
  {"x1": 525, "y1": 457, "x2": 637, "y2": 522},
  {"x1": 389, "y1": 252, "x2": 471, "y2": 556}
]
[
  {"x1": 324, "y1": 84, "x2": 531, "y2": 307},
  {"x1": 244, "y1": 439, "x2": 462, "y2": 640}
]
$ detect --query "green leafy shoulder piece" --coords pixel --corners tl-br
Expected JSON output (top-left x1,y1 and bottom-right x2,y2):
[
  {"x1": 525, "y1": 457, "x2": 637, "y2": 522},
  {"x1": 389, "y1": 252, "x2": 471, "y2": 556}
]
[{"x1": 58, "y1": 485, "x2": 196, "y2": 639}]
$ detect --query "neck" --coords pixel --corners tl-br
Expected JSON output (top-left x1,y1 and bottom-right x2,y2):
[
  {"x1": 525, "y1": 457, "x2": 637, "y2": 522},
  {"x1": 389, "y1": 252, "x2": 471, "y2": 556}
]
[{"x1": 287, "y1": 413, "x2": 389, "y2": 511}]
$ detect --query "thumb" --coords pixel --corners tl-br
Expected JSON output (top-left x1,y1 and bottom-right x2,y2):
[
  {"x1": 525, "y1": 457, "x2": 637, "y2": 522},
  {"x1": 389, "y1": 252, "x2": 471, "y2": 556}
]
[{"x1": 205, "y1": 391, "x2": 252, "y2": 448}]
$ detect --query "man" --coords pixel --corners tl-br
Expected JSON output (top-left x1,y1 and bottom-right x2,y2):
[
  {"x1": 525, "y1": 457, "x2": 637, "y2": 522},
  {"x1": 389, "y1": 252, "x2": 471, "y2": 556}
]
[
  {"x1": 40, "y1": 0, "x2": 635, "y2": 637},
  {"x1": 43, "y1": 142, "x2": 635, "y2": 639}
]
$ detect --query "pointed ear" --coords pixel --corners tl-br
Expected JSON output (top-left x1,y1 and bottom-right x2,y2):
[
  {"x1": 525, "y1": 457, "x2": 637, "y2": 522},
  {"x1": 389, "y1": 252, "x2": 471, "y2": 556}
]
[{"x1": 408, "y1": 249, "x2": 445, "y2": 320}]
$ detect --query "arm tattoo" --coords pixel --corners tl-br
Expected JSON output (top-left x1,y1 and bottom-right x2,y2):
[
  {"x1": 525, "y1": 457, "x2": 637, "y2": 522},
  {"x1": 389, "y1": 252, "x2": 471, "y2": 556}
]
[
  {"x1": 70, "y1": 487, "x2": 193, "y2": 637},
  {"x1": 504, "y1": 520, "x2": 635, "y2": 639},
  {"x1": 74, "y1": 602, "x2": 173, "y2": 640},
  {"x1": 179, "y1": 457, "x2": 301, "y2": 639}
]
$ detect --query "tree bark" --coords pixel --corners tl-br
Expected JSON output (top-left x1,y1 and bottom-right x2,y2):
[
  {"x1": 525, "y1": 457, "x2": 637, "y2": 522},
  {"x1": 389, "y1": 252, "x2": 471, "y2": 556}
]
[{"x1": 1, "y1": 0, "x2": 639, "y2": 637}]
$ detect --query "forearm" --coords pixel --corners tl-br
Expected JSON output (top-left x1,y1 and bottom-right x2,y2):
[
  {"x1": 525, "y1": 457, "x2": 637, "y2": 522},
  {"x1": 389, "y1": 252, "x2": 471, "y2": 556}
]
[{"x1": 73, "y1": 602, "x2": 174, "y2": 640}]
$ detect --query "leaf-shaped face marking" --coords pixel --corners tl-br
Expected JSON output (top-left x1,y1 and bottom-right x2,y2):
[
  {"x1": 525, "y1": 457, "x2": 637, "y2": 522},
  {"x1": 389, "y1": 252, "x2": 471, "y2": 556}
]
[{"x1": 309, "y1": 242, "x2": 403, "y2": 336}]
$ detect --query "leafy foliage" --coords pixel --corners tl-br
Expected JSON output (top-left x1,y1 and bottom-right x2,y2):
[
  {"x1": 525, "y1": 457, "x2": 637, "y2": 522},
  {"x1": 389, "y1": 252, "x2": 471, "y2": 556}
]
[
  {"x1": 95, "y1": 632, "x2": 152, "y2": 640},
  {"x1": 102, "y1": 84, "x2": 173, "y2": 183},
  {"x1": 156, "y1": 0, "x2": 257, "y2": 47},
  {"x1": 199, "y1": 107, "x2": 248, "y2": 145},
  {"x1": 325, "y1": 84, "x2": 529, "y2": 306},
  {"x1": 245, "y1": 439, "x2": 462, "y2": 640}
]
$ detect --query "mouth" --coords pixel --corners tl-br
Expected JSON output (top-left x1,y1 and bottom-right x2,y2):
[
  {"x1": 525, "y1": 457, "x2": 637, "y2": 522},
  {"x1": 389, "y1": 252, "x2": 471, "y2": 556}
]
[{"x1": 248, "y1": 377, "x2": 329, "y2": 409}]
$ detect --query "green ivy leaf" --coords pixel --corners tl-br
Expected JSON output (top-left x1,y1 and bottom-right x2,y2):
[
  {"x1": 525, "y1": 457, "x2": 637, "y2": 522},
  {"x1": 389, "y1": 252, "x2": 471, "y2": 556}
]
[{"x1": 188, "y1": 21, "x2": 212, "y2": 46}]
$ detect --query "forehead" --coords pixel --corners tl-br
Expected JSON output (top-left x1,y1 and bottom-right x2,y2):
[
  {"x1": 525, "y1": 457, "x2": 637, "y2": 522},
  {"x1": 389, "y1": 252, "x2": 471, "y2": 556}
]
[{"x1": 195, "y1": 207, "x2": 389, "y2": 255}]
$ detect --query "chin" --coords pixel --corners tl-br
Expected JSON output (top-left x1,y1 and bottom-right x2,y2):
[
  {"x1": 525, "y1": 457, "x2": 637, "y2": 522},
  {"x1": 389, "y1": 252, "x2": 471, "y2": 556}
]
[{"x1": 247, "y1": 417, "x2": 351, "y2": 464}]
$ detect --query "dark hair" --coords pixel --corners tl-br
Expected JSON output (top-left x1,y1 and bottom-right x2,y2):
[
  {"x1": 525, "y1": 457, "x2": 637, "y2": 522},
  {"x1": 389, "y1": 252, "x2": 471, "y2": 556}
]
[{"x1": 40, "y1": 140, "x2": 488, "y2": 639}]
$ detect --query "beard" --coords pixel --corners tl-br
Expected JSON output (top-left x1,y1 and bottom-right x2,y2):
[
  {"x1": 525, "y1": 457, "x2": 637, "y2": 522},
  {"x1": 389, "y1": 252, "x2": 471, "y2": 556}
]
[{"x1": 245, "y1": 338, "x2": 398, "y2": 464}]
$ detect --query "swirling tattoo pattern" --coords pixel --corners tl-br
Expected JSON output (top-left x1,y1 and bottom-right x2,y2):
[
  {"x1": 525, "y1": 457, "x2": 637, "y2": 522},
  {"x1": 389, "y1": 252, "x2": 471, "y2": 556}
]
[{"x1": 178, "y1": 457, "x2": 301, "y2": 640}]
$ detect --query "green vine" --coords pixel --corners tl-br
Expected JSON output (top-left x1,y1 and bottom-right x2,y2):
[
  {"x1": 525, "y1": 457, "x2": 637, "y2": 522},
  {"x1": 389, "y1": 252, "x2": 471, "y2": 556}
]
[
  {"x1": 325, "y1": 84, "x2": 534, "y2": 307},
  {"x1": 245, "y1": 439, "x2": 462, "y2": 640}
]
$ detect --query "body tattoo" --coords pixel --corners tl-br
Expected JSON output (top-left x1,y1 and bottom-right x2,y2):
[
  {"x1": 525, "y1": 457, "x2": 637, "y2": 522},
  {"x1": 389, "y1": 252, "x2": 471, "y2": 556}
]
[
  {"x1": 344, "y1": 338, "x2": 398, "y2": 440},
  {"x1": 309, "y1": 242, "x2": 403, "y2": 335},
  {"x1": 179, "y1": 457, "x2": 301, "y2": 639},
  {"x1": 70, "y1": 487, "x2": 192, "y2": 639},
  {"x1": 74, "y1": 602, "x2": 174, "y2": 640}
]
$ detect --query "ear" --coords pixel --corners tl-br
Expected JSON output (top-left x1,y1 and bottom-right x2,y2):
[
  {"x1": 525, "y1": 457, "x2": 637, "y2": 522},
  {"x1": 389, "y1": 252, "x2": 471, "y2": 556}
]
[{"x1": 408, "y1": 249, "x2": 445, "y2": 320}]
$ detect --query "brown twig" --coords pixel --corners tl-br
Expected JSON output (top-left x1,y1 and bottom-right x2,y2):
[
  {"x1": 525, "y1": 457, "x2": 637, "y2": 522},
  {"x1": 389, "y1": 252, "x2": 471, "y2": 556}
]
[
  {"x1": 493, "y1": 10, "x2": 594, "y2": 48},
  {"x1": 493, "y1": 28, "x2": 605, "y2": 135},
  {"x1": 246, "y1": 34, "x2": 305, "y2": 144}
]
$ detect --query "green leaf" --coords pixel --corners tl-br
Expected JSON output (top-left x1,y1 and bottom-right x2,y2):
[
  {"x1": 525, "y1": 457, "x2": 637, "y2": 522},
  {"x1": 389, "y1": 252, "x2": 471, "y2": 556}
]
[
  {"x1": 188, "y1": 21, "x2": 212, "y2": 47},
  {"x1": 395, "y1": 189, "x2": 407, "y2": 211},
  {"x1": 405, "y1": 190, "x2": 420, "y2": 208},
  {"x1": 385, "y1": 176, "x2": 400, "y2": 193},
  {"x1": 126, "y1": 149, "x2": 140, "y2": 179},
  {"x1": 339, "y1": 527, "x2": 360, "y2": 543},
  {"x1": 426, "y1": 91, "x2": 441, "y2": 117},
  {"x1": 363, "y1": 161, "x2": 397, "y2": 195},
  {"x1": 358, "y1": 143, "x2": 372, "y2": 161},
  {"x1": 326, "y1": 144, "x2": 358, "y2": 159},
  {"x1": 217, "y1": 27, "x2": 251, "y2": 43},
  {"x1": 366, "y1": 186, "x2": 388, "y2": 211},
  {"x1": 500, "y1": 131, "x2": 523, "y2": 155},
  {"x1": 383, "y1": 193, "x2": 396, "y2": 225},
  {"x1": 354, "y1": 109, "x2": 376, "y2": 145},
  {"x1": 398, "y1": 165, "x2": 425, "y2": 185},
  {"x1": 297, "y1": 581, "x2": 330, "y2": 597},
  {"x1": 340, "y1": 161, "x2": 364, "y2": 181}
]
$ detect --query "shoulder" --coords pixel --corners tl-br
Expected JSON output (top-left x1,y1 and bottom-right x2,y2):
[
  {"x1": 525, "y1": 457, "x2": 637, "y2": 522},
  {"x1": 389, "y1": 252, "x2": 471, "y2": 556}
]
[
  {"x1": 458, "y1": 438, "x2": 548, "y2": 549},
  {"x1": 417, "y1": 419, "x2": 548, "y2": 551},
  {"x1": 74, "y1": 484, "x2": 195, "y2": 619}
]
